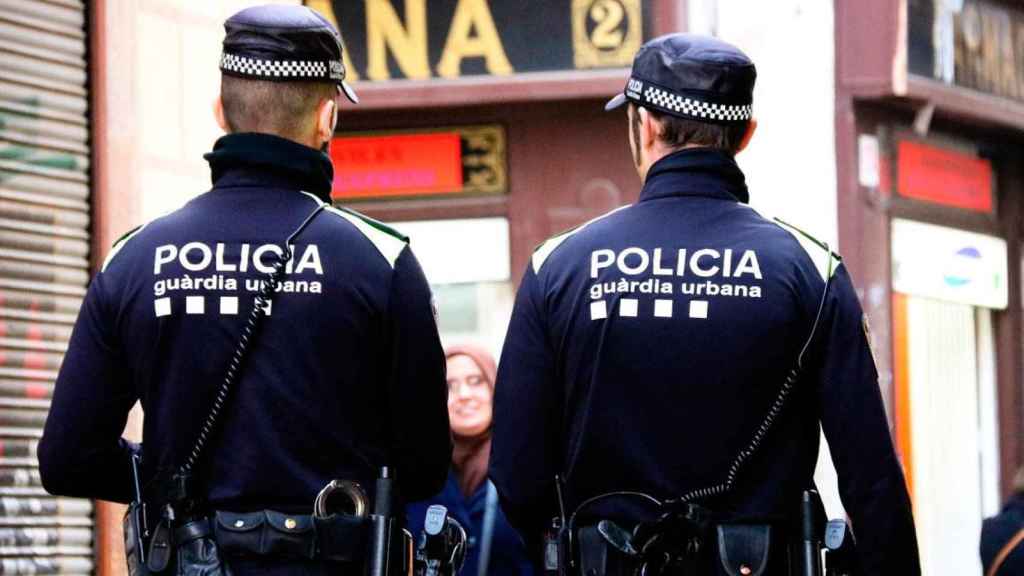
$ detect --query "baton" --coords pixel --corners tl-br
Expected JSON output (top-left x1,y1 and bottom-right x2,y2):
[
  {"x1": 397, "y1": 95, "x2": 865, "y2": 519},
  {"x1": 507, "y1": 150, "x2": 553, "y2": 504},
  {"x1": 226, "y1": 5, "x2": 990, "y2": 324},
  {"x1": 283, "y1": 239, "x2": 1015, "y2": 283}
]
[{"x1": 369, "y1": 467, "x2": 393, "y2": 576}]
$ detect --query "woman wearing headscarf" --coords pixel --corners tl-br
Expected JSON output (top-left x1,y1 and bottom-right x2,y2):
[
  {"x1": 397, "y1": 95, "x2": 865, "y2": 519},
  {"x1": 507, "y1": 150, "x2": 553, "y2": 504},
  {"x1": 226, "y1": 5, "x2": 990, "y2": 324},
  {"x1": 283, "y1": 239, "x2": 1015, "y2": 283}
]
[{"x1": 407, "y1": 344, "x2": 534, "y2": 576}]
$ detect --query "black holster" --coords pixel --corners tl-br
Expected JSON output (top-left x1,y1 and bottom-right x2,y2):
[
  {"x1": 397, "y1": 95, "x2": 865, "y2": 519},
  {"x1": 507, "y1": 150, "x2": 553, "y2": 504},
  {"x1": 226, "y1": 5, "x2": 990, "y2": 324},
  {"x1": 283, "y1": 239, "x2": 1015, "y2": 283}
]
[
  {"x1": 124, "y1": 468, "x2": 228, "y2": 576},
  {"x1": 572, "y1": 518, "x2": 783, "y2": 576}
]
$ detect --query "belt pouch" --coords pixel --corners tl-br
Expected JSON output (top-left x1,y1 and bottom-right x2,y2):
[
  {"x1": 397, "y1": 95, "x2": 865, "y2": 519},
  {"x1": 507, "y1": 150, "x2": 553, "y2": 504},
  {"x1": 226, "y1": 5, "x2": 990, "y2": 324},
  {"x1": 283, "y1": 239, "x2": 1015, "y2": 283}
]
[
  {"x1": 264, "y1": 511, "x2": 316, "y2": 559},
  {"x1": 715, "y1": 524, "x2": 773, "y2": 576},
  {"x1": 214, "y1": 511, "x2": 266, "y2": 557},
  {"x1": 313, "y1": 513, "x2": 370, "y2": 563}
]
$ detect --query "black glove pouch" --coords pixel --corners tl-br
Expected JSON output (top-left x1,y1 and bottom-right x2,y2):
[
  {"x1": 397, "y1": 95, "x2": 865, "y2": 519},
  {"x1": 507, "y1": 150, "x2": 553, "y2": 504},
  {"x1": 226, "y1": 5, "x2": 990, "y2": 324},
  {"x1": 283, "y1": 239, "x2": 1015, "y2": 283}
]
[{"x1": 175, "y1": 519, "x2": 226, "y2": 576}]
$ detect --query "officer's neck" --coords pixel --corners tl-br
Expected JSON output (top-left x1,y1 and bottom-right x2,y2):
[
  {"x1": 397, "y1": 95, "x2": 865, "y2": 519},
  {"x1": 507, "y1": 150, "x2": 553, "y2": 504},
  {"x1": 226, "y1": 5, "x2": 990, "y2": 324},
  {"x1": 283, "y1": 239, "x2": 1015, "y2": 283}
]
[
  {"x1": 204, "y1": 132, "x2": 335, "y2": 201},
  {"x1": 639, "y1": 143, "x2": 708, "y2": 183}
]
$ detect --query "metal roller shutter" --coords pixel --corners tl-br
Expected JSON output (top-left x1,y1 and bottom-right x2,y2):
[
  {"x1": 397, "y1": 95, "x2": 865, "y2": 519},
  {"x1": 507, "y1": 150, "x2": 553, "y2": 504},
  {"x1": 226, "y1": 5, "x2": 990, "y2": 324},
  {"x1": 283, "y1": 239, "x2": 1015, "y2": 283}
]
[{"x1": 0, "y1": 0, "x2": 94, "y2": 574}]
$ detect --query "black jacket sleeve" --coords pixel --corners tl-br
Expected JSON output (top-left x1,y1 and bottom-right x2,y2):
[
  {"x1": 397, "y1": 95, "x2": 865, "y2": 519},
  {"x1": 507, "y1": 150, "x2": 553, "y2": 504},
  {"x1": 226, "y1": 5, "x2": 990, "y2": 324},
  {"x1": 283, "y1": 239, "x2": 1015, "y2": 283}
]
[
  {"x1": 816, "y1": 265, "x2": 920, "y2": 574},
  {"x1": 385, "y1": 245, "x2": 451, "y2": 502},
  {"x1": 37, "y1": 272, "x2": 136, "y2": 503},
  {"x1": 489, "y1": 266, "x2": 561, "y2": 555}
]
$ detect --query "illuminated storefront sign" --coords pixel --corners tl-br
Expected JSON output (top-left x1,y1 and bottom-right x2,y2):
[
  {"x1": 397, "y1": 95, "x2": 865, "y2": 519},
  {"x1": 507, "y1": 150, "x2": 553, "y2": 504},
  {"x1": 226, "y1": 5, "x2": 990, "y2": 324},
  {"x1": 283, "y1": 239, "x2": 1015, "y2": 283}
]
[
  {"x1": 897, "y1": 140, "x2": 993, "y2": 213},
  {"x1": 330, "y1": 125, "x2": 506, "y2": 200},
  {"x1": 891, "y1": 218, "x2": 1007, "y2": 309},
  {"x1": 306, "y1": 0, "x2": 649, "y2": 81}
]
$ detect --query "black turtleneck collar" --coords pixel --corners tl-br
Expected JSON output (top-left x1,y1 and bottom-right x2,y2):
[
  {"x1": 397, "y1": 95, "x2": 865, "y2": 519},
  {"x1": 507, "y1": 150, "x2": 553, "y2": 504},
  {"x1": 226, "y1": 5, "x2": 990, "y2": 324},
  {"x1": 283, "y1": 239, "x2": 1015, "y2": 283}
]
[
  {"x1": 203, "y1": 132, "x2": 334, "y2": 203},
  {"x1": 639, "y1": 148, "x2": 749, "y2": 205}
]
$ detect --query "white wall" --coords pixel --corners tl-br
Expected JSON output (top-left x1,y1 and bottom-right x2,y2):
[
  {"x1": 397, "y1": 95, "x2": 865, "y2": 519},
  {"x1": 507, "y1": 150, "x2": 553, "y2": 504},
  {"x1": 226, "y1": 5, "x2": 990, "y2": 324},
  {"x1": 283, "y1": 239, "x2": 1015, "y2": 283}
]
[
  {"x1": 688, "y1": 0, "x2": 838, "y2": 250},
  {"x1": 129, "y1": 0, "x2": 300, "y2": 221}
]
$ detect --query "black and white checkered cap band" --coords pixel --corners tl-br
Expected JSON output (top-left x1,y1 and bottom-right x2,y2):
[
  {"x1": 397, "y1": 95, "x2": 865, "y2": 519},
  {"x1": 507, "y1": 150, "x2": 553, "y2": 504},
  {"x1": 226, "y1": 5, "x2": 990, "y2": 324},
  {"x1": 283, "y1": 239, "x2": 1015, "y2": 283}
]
[
  {"x1": 626, "y1": 78, "x2": 751, "y2": 122},
  {"x1": 220, "y1": 53, "x2": 346, "y2": 82}
]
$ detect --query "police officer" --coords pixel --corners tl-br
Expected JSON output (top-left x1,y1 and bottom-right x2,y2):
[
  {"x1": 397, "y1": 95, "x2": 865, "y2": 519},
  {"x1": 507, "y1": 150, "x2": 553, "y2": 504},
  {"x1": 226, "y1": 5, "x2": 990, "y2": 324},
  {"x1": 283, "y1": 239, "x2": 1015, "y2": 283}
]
[
  {"x1": 980, "y1": 467, "x2": 1024, "y2": 575},
  {"x1": 38, "y1": 5, "x2": 451, "y2": 574},
  {"x1": 489, "y1": 34, "x2": 920, "y2": 574}
]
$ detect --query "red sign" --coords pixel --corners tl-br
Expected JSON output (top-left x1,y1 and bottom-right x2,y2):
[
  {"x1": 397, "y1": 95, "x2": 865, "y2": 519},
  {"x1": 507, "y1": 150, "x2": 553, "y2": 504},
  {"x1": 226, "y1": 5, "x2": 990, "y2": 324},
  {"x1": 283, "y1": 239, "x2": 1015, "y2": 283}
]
[
  {"x1": 897, "y1": 140, "x2": 993, "y2": 213},
  {"x1": 330, "y1": 132, "x2": 463, "y2": 199}
]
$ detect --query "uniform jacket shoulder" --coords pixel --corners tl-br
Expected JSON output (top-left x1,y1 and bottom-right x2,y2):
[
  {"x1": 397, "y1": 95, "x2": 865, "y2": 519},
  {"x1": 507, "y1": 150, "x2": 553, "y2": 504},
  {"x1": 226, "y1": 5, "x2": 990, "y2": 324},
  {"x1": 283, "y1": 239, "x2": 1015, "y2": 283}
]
[
  {"x1": 769, "y1": 216, "x2": 842, "y2": 281},
  {"x1": 320, "y1": 203, "x2": 409, "y2": 269},
  {"x1": 100, "y1": 225, "x2": 145, "y2": 272},
  {"x1": 292, "y1": 190, "x2": 410, "y2": 268},
  {"x1": 531, "y1": 204, "x2": 632, "y2": 274},
  {"x1": 99, "y1": 213, "x2": 178, "y2": 273}
]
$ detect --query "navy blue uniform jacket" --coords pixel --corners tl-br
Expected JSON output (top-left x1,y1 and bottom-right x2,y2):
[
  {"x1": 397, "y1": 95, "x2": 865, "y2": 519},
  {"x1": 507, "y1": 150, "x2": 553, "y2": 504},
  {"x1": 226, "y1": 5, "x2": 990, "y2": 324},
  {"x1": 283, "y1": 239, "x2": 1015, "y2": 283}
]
[
  {"x1": 38, "y1": 133, "x2": 452, "y2": 534},
  {"x1": 981, "y1": 494, "x2": 1024, "y2": 575},
  {"x1": 489, "y1": 149, "x2": 919, "y2": 574}
]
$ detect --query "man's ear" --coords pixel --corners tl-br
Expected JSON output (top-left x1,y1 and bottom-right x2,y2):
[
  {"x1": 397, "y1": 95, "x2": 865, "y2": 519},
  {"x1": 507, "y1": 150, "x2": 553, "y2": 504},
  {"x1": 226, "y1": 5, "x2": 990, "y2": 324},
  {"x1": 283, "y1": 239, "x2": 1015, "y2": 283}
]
[
  {"x1": 316, "y1": 98, "x2": 337, "y2": 145},
  {"x1": 213, "y1": 94, "x2": 230, "y2": 133},
  {"x1": 735, "y1": 118, "x2": 758, "y2": 154},
  {"x1": 639, "y1": 107, "x2": 658, "y2": 150}
]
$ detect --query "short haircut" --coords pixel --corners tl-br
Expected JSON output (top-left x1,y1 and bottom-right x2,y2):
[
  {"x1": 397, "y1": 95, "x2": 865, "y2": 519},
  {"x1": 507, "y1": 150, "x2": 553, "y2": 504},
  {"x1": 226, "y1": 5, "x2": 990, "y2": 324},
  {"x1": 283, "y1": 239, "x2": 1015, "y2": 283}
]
[
  {"x1": 220, "y1": 76, "x2": 337, "y2": 140},
  {"x1": 630, "y1": 103, "x2": 749, "y2": 155}
]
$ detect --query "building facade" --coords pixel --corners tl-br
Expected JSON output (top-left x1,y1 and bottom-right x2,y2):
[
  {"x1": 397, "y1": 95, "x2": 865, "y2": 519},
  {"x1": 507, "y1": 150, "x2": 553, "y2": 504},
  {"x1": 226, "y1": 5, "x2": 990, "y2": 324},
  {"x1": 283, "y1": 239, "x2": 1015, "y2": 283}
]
[
  {"x1": 6, "y1": 0, "x2": 1022, "y2": 575},
  {"x1": 836, "y1": 1, "x2": 1024, "y2": 573}
]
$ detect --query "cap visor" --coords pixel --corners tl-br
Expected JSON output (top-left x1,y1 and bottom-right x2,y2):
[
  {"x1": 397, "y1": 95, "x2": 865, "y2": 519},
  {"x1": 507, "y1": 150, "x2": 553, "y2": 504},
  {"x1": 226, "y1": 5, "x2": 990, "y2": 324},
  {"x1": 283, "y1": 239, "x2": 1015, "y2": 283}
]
[
  {"x1": 339, "y1": 81, "x2": 359, "y2": 104},
  {"x1": 604, "y1": 93, "x2": 627, "y2": 111}
]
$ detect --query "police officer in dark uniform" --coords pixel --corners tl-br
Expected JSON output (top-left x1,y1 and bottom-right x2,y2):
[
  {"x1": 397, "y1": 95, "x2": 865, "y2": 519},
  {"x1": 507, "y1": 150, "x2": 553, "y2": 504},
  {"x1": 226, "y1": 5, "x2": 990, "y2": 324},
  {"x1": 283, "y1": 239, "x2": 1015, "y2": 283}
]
[
  {"x1": 37, "y1": 5, "x2": 451, "y2": 574},
  {"x1": 489, "y1": 34, "x2": 920, "y2": 574},
  {"x1": 980, "y1": 467, "x2": 1024, "y2": 575}
]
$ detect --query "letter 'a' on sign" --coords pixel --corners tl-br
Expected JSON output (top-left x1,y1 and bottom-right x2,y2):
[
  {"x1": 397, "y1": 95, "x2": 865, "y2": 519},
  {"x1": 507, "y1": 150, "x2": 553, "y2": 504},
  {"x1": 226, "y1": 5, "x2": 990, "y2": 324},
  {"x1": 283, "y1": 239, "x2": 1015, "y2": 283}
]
[
  {"x1": 366, "y1": 0, "x2": 431, "y2": 80},
  {"x1": 436, "y1": 0, "x2": 513, "y2": 77}
]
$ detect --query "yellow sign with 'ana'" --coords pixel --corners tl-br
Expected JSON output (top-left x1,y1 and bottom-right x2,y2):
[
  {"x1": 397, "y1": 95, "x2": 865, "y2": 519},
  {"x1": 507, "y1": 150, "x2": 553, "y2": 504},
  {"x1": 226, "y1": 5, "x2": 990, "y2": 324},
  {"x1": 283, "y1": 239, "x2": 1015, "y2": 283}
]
[{"x1": 306, "y1": 0, "x2": 648, "y2": 82}]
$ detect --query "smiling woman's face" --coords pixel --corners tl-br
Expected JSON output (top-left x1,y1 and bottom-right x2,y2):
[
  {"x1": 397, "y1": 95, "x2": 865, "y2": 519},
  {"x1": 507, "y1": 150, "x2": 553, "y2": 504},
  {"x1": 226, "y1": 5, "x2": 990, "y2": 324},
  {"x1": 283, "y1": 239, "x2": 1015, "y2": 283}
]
[{"x1": 446, "y1": 354, "x2": 493, "y2": 438}]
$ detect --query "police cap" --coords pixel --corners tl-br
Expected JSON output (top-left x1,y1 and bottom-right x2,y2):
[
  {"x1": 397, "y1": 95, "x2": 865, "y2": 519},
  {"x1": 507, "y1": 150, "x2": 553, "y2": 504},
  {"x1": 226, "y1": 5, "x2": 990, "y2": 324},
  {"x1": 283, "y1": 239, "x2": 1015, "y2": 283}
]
[
  {"x1": 220, "y1": 4, "x2": 359, "y2": 104},
  {"x1": 606, "y1": 34, "x2": 755, "y2": 124}
]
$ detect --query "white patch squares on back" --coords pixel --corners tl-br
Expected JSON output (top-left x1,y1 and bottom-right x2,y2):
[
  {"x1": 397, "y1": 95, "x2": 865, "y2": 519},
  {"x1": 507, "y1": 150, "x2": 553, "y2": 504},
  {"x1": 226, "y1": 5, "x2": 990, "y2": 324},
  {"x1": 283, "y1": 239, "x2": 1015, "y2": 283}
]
[
  {"x1": 155, "y1": 297, "x2": 171, "y2": 317},
  {"x1": 619, "y1": 299, "x2": 638, "y2": 317},
  {"x1": 220, "y1": 296, "x2": 238, "y2": 315},
  {"x1": 689, "y1": 300, "x2": 709, "y2": 319},
  {"x1": 186, "y1": 296, "x2": 205, "y2": 314},
  {"x1": 654, "y1": 299, "x2": 674, "y2": 318},
  {"x1": 590, "y1": 301, "x2": 608, "y2": 320}
]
